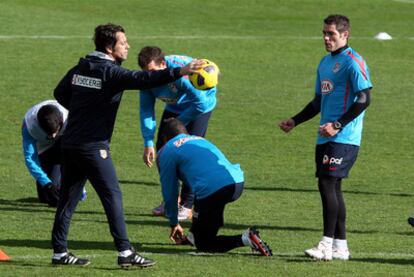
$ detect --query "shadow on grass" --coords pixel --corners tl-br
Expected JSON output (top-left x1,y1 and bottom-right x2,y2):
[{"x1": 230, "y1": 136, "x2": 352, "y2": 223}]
[
  {"x1": 352, "y1": 257, "x2": 414, "y2": 266},
  {"x1": 0, "y1": 198, "x2": 55, "y2": 214},
  {"x1": 124, "y1": 219, "x2": 379, "y2": 235},
  {"x1": 396, "y1": 231, "x2": 414, "y2": 236},
  {"x1": 245, "y1": 186, "x2": 414, "y2": 197},
  {"x1": 0, "y1": 260, "x2": 55, "y2": 269},
  {"x1": 0, "y1": 198, "x2": 49, "y2": 207},
  {"x1": 124, "y1": 218, "x2": 319, "y2": 233},
  {"x1": 0, "y1": 239, "x2": 193, "y2": 254},
  {"x1": 119, "y1": 180, "x2": 159, "y2": 187}
]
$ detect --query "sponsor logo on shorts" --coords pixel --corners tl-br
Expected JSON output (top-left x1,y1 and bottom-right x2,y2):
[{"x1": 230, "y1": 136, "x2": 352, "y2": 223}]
[
  {"x1": 322, "y1": 154, "x2": 343, "y2": 165},
  {"x1": 321, "y1": 79, "x2": 334, "y2": 94},
  {"x1": 72, "y1": 74, "x2": 102, "y2": 90}
]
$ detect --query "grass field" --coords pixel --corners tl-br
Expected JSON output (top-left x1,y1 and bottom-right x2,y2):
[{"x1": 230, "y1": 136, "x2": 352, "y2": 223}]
[{"x1": 1, "y1": 0, "x2": 414, "y2": 276}]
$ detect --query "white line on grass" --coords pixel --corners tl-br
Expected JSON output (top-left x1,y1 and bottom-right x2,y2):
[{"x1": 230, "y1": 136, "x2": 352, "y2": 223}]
[
  {"x1": 0, "y1": 35, "x2": 406, "y2": 40},
  {"x1": 13, "y1": 251, "x2": 414, "y2": 260},
  {"x1": 393, "y1": 0, "x2": 414, "y2": 3}
]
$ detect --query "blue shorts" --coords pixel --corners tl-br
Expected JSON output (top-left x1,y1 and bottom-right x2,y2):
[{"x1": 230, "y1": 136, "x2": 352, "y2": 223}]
[{"x1": 315, "y1": 142, "x2": 359, "y2": 178}]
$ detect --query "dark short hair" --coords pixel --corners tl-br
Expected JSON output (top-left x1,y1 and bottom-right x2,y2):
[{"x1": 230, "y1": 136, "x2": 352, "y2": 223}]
[
  {"x1": 324, "y1": 14, "x2": 350, "y2": 33},
  {"x1": 94, "y1": 23, "x2": 125, "y2": 53},
  {"x1": 161, "y1": 118, "x2": 188, "y2": 142},
  {"x1": 37, "y1": 105, "x2": 63, "y2": 135},
  {"x1": 138, "y1": 46, "x2": 165, "y2": 69}
]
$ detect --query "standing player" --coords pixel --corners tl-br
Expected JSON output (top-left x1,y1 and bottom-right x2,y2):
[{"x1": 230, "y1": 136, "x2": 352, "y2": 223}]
[
  {"x1": 157, "y1": 118, "x2": 272, "y2": 256},
  {"x1": 137, "y1": 46, "x2": 217, "y2": 220},
  {"x1": 51, "y1": 23, "x2": 203, "y2": 268},
  {"x1": 279, "y1": 14, "x2": 372, "y2": 261}
]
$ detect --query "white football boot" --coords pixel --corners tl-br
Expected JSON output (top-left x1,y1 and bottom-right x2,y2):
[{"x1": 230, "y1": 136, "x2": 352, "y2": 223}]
[
  {"x1": 304, "y1": 241, "x2": 333, "y2": 261},
  {"x1": 177, "y1": 205, "x2": 192, "y2": 221},
  {"x1": 332, "y1": 247, "x2": 350, "y2": 260}
]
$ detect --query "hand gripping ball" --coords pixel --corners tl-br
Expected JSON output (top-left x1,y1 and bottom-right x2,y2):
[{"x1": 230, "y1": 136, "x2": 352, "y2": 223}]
[{"x1": 189, "y1": 59, "x2": 219, "y2": 90}]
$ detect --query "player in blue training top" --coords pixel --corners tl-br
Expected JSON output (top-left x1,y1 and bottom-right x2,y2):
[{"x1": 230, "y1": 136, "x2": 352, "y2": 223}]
[
  {"x1": 22, "y1": 100, "x2": 67, "y2": 207},
  {"x1": 137, "y1": 46, "x2": 217, "y2": 220},
  {"x1": 157, "y1": 118, "x2": 272, "y2": 256},
  {"x1": 279, "y1": 14, "x2": 372, "y2": 261},
  {"x1": 22, "y1": 100, "x2": 87, "y2": 207}
]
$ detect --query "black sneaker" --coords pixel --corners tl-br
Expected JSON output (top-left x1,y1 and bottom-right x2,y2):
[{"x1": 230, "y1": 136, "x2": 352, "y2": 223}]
[
  {"x1": 118, "y1": 250, "x2": 156, "y2": 269},
  {"x1": 245, "y1": 227, "x2": 273, "y2": 256},
  {"x1": 408, "y1": 217, "x2": 414, "y2": 228},
  {"x1": 52, "y1": 252, "x2": 90, "y2": 266}
]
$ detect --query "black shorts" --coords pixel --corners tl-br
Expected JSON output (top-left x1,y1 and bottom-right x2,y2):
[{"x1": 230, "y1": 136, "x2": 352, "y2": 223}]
[
  {"x1": 315, "y1": 142, "x2": 359, "y2": 178},
  {"x1": 190, "y1": 183, "x2": 244, "y2": 249}
]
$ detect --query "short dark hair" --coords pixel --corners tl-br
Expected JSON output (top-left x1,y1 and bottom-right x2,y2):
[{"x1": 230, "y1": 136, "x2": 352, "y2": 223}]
[
  {"x1": 37, "y1": 105, "x2": 63, "y2": 135},
  {"x1": 324, "y1": 14, "x2": 350, "y2": 33},
  {"x1": 161, "y1": 118, "x2": 188, "y2": 143},
  {"x1": 138, "y1": 46, "x2": 165, "y2": 69},
  {"x1": 94, "y1": 23, "x2": 125, "y2": 53}
]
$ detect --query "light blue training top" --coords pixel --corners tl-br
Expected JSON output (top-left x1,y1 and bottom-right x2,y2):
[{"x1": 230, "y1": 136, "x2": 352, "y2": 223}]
[
  {"x1": 157, "y1": 134, "x2": 244, "y2": 225},
  {"x1": 139, "y1": 55, "x2": 217, "y2": 147},
  {"x1": 315, "y1": 47, "x2": 372, "y2": 146},
  {"x1": 22, "y1": 100, "x2": 67, "y2": 186}
]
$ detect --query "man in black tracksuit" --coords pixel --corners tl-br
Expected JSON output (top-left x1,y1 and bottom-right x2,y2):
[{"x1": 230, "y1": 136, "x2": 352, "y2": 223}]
[{"x1": 51, "y1": 23, "x2": 202, "y2": 268}]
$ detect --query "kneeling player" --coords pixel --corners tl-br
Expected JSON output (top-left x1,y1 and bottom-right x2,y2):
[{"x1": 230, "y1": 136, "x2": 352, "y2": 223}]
[{"x1": 157, "y1": 118, "x2": 272, "y2": 256}]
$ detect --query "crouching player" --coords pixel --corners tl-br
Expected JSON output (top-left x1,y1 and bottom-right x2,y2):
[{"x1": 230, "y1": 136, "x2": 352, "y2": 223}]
[
  {"x1": 22, "y1": 100, "x2": 86, "y2": 207},
  {"x1": 156, "y1": 118, "x2": 272, "y2": 256},
  {"x1": 22, "y1": 100, "x2": 87, "y2": 206}
]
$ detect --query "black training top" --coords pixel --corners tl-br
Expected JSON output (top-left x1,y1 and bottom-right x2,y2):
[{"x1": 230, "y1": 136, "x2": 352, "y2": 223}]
[{"x1": 54, "y1": 51, "x2": 181, "y2": 149}]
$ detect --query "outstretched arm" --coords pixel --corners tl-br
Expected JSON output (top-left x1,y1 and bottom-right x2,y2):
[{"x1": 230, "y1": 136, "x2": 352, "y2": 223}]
[{"x1": 279, "y1": 94, "x2": 321, "y2": 133}]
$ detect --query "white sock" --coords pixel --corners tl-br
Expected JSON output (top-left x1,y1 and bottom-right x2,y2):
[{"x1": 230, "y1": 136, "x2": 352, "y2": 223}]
[
  {"x1": 333, "y1": 239, "x2": 348, "y2": 249},
  {"x1": 118, "y1": 249, "x2": 133, "y2": 257},
  {"x1": 322, "y1": 236, "x2": 333, "y2": 245},
  {"x1": 53, "y1": 252, "x2": 68, "y2": 259}
]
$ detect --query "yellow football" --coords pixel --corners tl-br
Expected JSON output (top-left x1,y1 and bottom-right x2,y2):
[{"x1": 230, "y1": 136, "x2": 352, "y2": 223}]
[{"x1": 189, "y1": 59, "x2": 219, "y2": 90}]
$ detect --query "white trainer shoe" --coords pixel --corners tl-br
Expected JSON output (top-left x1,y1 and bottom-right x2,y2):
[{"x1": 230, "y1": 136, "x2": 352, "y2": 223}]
[
  {"x1": 177, "y1": 206, "x2": 192, "y2": 221},
  {"x1": 304, "y1": 241, "x2": 333, "y2": 261},
  {"x1": 332, "y1": 248, "x2": 350, "y2": 260}
]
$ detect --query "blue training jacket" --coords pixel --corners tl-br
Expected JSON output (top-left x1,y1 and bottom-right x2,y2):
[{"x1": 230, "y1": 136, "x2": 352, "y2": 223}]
[
  {"x1": 157, "y1": 134, "x2": 244, "y2": 225},
  {"x1": 139, "y1": 55, "x2": 217, "y2": 147}
]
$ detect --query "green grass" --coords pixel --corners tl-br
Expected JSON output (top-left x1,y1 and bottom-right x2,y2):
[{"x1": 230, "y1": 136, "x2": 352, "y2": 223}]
[{"x1": 1, "y1": 0, "x2": 414, "y2": 276}]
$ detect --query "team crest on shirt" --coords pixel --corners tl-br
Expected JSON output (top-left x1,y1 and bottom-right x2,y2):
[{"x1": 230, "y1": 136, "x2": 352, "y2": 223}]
[
  {"x1": 168, "y1": 83, "x2": 179, "y2": 94},
  {"x1": 332, "y1": 62, "x2": 341, "y2": 73},
  {"x1": 99, "y1": 149, "x2": 108, "y2": 159},
  {"x1": 321, "y1": 79, "x2": 334, "y2": 94}
]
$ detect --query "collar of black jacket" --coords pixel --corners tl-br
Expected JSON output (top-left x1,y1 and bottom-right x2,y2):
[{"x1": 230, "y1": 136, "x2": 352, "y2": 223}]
[{"x1": 87, "y1": 51, "x2": 115, "y2": 61}]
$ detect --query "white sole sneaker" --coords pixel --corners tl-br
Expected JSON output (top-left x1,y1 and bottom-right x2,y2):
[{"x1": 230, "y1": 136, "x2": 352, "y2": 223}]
[
  {"x1": 177, "y1": 206, "x2": 192, "y2": 221},
  {"x1": 332, "y1": 248, "x2": 350, "y2": 260},
  {"x1": 304, "y1": 241, "x2": 332, "y2": 261}
]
